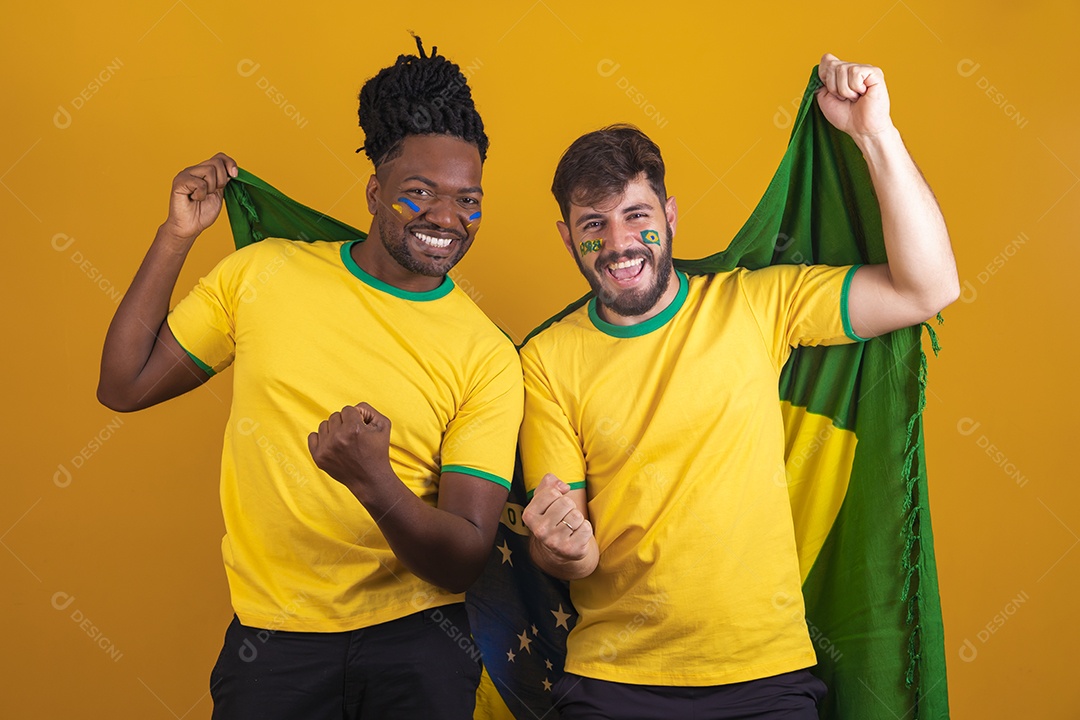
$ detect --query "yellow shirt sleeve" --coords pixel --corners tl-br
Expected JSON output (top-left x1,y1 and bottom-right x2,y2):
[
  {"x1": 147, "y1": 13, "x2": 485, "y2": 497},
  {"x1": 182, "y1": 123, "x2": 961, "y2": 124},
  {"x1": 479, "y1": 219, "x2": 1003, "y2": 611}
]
[
  {"x1": 166, "y1": 247, "x2": 256, "y2": 375},
  {"x1": 737, "y1": 264, "x2": 863, "y2": 370},
  {"x1": 519, "y1": 342, "x2": 586, "y2": 498},
  {"x1": 439, "y1": 342, "x2": 524, "y2": 490}
]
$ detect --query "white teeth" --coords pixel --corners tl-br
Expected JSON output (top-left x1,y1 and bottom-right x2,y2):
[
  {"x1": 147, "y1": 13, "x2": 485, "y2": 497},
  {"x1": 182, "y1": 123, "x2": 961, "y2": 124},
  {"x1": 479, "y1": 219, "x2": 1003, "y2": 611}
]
[
  {"x1": 414, "y1": 231, "x2": 453, "y2": 248},
  {"x1": 608, "y1": 257, "x2": 644, "y2": 270}
]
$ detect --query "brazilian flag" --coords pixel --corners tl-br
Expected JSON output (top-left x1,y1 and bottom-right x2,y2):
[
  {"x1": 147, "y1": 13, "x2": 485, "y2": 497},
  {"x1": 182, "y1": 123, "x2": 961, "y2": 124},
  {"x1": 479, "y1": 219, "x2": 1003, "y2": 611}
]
[{"x1": 223, "y1": 66, "x2": 949, "y2": 720}]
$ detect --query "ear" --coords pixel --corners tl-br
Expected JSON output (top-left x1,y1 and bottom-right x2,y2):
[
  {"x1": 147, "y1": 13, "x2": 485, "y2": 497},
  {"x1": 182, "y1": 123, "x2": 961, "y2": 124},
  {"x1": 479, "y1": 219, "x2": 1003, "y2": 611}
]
[
  {"x1": 665, "y1": 195, "x2": 678, "y2": 237},
  {"x1": 556, "y1": 220, "x2": 576, "y2": 258},
  {"x1": 365, "y1": 174, "x2": 380, "y2": 216}
]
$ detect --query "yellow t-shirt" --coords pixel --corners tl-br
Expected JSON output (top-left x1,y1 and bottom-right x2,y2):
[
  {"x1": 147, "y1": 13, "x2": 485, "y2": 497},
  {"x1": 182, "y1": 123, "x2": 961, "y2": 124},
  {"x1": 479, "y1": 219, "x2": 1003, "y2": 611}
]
[
  {"x1": 168, "y1": 238, "x2": 523, "y2": 632},
  {"x1": 520, "y1": 264, "x2": 862, "y2": 686}
]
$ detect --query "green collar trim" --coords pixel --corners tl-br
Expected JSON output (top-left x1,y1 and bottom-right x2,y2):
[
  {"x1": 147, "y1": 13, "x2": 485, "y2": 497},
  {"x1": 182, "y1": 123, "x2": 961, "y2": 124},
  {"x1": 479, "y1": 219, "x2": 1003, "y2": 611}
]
[
  {"x1": 341, "y1": 240, "x2": 454, "y2": 302},
  {"x1": 587, "y1": 270, "x2": 688, "y2": 338}
]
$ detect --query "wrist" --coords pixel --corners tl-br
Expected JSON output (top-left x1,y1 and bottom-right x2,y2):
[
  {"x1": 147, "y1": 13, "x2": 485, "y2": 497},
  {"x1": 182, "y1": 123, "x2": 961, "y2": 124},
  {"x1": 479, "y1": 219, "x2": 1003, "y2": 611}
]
[
  {"x1": 155, "y1": 223, "x2": 199, "y2": 253},
  {"x1": 344, "y1": 462, "x2": 398, "y2": 506},
  {"x1": 852, "y1": 125, "x2": 904, "y2": 159},
  {"x1": 531, "y1": 535, "x2": 591, "y2": 579}
]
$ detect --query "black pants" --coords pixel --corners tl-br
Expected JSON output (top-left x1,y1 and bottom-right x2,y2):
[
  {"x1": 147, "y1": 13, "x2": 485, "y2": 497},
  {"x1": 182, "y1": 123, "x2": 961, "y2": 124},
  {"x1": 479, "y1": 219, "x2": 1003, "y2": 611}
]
[
  {"x1": 553, "y1": 669, "x2": 828, "y2": 720},
  {"x1": 210, "y1": 604, "x2": 481, "y2": 720}
]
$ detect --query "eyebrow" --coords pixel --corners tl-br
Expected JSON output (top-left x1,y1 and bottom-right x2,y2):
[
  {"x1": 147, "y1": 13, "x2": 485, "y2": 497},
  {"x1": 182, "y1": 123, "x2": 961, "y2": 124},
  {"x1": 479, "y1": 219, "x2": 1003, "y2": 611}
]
[
  {"x1": 401, "y1": 175, "x2": 483, "y2": 195},
  {"x1": 574, "y1": 203, "x2": 654, "y2": 228}
]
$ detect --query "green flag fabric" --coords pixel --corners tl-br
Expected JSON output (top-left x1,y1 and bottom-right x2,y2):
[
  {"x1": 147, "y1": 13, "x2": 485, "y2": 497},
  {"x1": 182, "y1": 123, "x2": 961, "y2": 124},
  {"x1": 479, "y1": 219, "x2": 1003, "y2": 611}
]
[
  {"x1": 222, "y1": 66, "x2": 949, "y2": 720},
  {"x1": 224, "y1": 167, "x2": 366, "y2": 249}
]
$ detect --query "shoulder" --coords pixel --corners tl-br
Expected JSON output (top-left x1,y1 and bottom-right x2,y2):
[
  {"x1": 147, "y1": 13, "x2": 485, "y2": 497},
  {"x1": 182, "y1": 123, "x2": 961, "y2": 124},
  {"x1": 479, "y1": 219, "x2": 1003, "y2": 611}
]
[
  {"x1": 699, "y1": 265, "x2": 808, "y2": 300},
  {"x1": 732, "y1": 264, "x2": 853, "y2": 286},
  {"x1": 208, "y1": 237, "x2": 325, "y2": 275},
  {"x1": 442, "y1": 286, "x2": 520, "y2": 362},
  {"x1": 520, "y1": 303, "x2": 591, "y2": 360},
  {"x1": 712, "y1": 264, "x2": 856, "y2": 311},
  {"x1": 679, "y1": 268, "x2": 748, "y2": 304}
]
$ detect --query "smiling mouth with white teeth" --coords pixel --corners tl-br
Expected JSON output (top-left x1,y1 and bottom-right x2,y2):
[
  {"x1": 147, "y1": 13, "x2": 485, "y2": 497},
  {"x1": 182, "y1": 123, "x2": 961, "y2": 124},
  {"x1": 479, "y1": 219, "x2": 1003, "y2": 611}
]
[
  {"x1": 605, "y1": 256, "x2": 646, "y2": 282},
  {"x1": 412, "y1": 230, "x2": 456, "y2": 249}
]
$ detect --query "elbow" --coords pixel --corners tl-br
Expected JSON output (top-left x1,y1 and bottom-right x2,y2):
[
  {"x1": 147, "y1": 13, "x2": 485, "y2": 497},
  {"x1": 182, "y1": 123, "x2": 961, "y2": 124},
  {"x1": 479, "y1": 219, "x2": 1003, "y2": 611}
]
[
  {"x1": 437, "y1": 571, "x2": 480, "y2": 596},
  {"x1": 942, "y1": 279, "x2": 961, "y2": 311},
  {"x1": 924, "y1": 274, "x2": 961, "y2": 319},
  {"x1": 431, "y1": 557, "x2": 488, "y2": 596},
  {"x1": 443, "y1": 579, "x2": 473, "y2": 596},
  {"x1": 907, "y1": 273, "x2": 960, "y2": 322},
  {"x1": 96, "y1": 383, "x2": 141, "y2": 413}
]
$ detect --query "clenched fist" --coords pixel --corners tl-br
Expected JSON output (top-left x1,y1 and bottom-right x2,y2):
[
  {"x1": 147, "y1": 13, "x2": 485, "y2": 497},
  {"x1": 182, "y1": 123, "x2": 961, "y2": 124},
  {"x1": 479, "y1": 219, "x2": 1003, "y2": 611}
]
[
  {"x1": 523, "y1": 473, "x2": 598, "y2": 580},
  {"x1": 308, "y1": 402, "x2": 394, "y2": 497},
  {"x1": 816, "y1": 53, "x2": 894, "y2": 141},
  {"x1": 161, "y1": 152, "x2": 238, "y2": 247}
]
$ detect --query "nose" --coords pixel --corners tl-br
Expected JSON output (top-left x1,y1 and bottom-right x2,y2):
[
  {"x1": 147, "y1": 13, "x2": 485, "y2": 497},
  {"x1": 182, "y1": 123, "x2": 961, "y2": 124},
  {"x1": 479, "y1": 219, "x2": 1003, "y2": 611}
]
[
  {"x1": 605, "y1": 219, "x2": 638, "y2": 253},
  {"x1": 423, "y1": 194, "x2": 458, "y2": 229}
]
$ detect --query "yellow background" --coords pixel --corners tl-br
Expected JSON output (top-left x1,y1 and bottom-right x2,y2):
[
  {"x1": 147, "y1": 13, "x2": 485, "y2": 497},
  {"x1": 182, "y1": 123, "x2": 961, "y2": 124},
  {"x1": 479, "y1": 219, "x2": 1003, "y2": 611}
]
[{"x1": 4, "y1": 1, "x2": 1076, "y2": 717}]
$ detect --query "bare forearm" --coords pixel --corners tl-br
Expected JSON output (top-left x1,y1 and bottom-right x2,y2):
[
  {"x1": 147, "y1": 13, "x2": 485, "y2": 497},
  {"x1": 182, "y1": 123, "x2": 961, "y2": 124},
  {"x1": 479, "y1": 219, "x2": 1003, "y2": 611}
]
[
  {"x1": 857, "y1": 128, "x2": 959, "y2": 310},
  {"x1": 97, "y1": 225, "x2": 194, "y2": 408},
  {"x1": 348, "y1": 472, "x2": 492, "y2": 593}
]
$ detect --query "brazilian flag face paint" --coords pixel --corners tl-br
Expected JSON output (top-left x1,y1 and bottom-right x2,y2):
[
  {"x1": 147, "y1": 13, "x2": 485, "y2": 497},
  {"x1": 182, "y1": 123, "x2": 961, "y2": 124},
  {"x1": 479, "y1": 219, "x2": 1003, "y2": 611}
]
[
  {"x1": 579, "y1": 239, "x2": 602, "y2": 256},
  {"x1": 641, "y1": 229, "x2": 661, "y2": 246}
]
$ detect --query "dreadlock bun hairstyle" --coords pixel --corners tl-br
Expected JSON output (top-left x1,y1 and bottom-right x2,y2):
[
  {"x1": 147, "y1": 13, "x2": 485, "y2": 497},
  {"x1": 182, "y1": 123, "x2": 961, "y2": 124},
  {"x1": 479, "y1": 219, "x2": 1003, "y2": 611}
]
[{"x1": 357, "y1": 34, "x2": 488, "y2": 168}]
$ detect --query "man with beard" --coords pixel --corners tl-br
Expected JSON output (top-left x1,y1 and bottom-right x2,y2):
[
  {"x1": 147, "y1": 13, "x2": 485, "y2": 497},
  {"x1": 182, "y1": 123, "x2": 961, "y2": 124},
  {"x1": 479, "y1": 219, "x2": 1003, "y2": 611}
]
[
  {"x1": 520, "y1": 54, "x2": 959, "y2": 718},
  {"x1": 97, "y1": 38, "x2": 521, "y2": 719}
]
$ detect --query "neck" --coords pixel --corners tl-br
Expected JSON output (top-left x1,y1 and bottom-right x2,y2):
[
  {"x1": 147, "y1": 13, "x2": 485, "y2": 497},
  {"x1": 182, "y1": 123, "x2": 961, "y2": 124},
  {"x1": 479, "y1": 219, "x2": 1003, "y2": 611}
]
[
  {"x1": 596, "y1": 267, "x2": 680, "y2": 326},
  {"x1": 351, "y1": 229, "x2": 443, "y2": 293}
]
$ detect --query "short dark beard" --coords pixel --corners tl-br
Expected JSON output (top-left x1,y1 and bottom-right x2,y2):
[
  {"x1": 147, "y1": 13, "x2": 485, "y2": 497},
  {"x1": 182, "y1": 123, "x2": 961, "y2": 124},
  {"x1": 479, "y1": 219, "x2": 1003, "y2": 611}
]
[
  {"x1": 575, "y1": 224, "x2": 674, "y2": 317},
  {"x1": 377, "y1": 211, "x2": 467, "y2": 278}
]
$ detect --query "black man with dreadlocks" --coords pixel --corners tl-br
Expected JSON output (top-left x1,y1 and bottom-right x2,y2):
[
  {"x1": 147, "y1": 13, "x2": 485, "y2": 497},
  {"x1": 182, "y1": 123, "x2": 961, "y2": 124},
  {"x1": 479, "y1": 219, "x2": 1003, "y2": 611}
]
[{"x1": 98, "y1": 38, "x2": 521, "y2": 719}]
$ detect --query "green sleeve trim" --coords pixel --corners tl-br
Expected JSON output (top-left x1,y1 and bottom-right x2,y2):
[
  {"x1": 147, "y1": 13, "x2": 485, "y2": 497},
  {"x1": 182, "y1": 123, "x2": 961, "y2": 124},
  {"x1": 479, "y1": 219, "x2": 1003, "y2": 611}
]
[
  {"x1": 840, "y1": 264, "x2": 869, "y2": 343},
  {"x1": 525, "y1": 480, "x2": 586, "y2": 500},
  {"x1": 172, "y1": 332, "x2": 215, "y2": 377},
  {"x1": 441, "y1": 465, "x2": 511, "y2": 491}
]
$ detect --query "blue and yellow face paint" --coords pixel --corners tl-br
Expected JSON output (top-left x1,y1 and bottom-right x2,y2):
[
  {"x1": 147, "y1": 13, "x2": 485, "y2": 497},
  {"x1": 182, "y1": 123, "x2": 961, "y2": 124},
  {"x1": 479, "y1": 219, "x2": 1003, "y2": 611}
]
[
  {"x1": 579, "y1": 238, "x2": 602, "y2": 256},
  {"x1": 395, "y1": 196, "x2": 421, "y2": 214},
  {"x1": 641, "y1": 229, "x2": 661, "y2": 246},
  {"x1": 467, "y1": 210, "x2": 481, "y2": 229}
]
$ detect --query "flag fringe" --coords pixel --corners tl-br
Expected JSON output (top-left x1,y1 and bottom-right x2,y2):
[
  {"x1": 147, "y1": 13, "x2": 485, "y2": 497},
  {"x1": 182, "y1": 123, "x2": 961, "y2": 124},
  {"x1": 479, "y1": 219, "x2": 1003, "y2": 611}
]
[
  {"x1": 922, "y1": 321, "x2": 942, "y2": 358},
  {"x1": 899, "y1": 319, "x2": 945, "y2": 715}
]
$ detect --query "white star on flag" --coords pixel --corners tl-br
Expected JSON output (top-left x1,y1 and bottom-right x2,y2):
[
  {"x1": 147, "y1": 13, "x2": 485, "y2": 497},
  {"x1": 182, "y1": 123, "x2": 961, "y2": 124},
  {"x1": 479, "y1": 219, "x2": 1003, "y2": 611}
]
[{"x1": 517, "y1": 629, "x2": 533, "y2": 653}]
